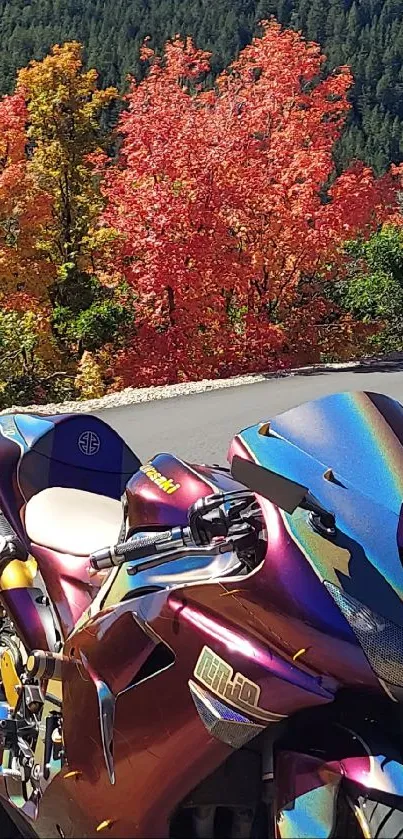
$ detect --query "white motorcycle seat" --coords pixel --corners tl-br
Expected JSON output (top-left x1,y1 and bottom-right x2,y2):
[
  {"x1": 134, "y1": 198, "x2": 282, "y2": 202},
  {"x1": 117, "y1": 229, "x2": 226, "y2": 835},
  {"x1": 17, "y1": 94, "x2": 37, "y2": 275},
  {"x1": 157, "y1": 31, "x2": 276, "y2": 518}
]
[{"x1": 24, "y1": 486, "x2": 123, "y2": 556}]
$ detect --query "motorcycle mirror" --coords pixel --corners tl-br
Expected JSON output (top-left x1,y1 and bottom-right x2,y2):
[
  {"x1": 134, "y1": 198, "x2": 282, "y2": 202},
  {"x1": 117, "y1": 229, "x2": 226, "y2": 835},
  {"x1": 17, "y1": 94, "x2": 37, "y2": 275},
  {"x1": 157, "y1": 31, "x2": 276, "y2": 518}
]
[{"x1": 231, "y1": 455, "x2": 308, "y2": 514}]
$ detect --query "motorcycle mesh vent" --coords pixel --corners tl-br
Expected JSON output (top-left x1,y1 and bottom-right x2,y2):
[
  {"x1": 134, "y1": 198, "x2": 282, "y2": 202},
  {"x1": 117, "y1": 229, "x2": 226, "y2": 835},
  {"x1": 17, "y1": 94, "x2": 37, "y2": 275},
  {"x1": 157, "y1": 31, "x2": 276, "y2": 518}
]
[
  {"x1": 325, "y1": 582, "x2": 403, "y2": 687},
  {"x1": 188, "y1": 679, "x2": 264, "y2": 748}
]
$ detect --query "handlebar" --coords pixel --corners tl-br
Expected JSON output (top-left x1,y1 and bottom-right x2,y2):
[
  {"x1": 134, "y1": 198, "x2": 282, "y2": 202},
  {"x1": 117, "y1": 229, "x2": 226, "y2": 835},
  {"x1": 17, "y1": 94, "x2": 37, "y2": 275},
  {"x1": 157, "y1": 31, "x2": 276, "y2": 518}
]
[
  {"x1": 89, "y1": 527, "x2": 192, "y2": 571},
  {"x1": 89, "y1": 490, "x2": 259, "y2": 573}
]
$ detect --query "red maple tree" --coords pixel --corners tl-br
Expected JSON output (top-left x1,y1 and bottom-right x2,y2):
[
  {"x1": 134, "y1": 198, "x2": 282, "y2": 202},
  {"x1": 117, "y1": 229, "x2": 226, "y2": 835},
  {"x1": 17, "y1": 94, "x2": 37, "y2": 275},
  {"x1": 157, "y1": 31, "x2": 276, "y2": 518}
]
[
  {"x1": 100, "y1": 21, "x2": 403, "y2": 386},
  {"x1": 0, "y1": 91, "x2": 53, "y2": 305}
]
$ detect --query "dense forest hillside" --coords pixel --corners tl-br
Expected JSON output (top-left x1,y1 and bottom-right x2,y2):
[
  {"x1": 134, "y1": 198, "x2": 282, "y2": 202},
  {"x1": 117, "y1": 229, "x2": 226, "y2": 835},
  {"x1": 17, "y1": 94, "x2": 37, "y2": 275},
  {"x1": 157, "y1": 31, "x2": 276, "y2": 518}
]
[
  {"x1": 0, "y1": 0, "x2": 402, "y2": 171},
  {"x1": 0, "y1": 27, "x2": 401, "y2": 406}
]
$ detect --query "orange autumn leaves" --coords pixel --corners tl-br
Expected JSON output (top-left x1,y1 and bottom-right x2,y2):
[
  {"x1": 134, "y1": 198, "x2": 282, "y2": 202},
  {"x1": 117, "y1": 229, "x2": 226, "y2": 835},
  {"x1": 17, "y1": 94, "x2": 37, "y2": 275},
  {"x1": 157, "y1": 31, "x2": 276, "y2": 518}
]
[
  {"x1": 0, "y1": 92, "x2": 53, "y2": 305},
  {"x1": 100, "y1": 21, "x2": 403, "y2": 385},
  {"x1": 0, "y1": 23, "x2": 403, "y2": 399}
]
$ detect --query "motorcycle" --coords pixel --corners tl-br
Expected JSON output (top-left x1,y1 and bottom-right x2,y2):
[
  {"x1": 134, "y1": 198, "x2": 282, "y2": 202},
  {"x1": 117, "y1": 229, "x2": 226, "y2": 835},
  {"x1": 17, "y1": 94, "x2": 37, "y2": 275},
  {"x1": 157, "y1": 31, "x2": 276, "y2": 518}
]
[{"x1": 0, "y1": 389, "x2": 403, "y2": 839}]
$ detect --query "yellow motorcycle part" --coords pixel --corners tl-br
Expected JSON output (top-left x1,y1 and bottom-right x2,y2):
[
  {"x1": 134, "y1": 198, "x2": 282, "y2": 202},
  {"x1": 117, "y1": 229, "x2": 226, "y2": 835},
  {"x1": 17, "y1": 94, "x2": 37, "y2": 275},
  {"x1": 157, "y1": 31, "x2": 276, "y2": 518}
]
[
  {"x1": 0, "y1": 557, "x2": 37, "y2": 590},
  {"x1": 1, "y1": 649, "x2": 21, "y2": 709}
]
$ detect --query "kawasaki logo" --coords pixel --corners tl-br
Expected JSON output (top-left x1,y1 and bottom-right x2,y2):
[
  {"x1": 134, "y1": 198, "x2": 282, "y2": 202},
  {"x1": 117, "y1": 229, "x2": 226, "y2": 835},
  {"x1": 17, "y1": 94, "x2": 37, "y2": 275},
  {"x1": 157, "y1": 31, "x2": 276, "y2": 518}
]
[{"x1": 140, "y1": 462, "x2": 181, "y2": 495}]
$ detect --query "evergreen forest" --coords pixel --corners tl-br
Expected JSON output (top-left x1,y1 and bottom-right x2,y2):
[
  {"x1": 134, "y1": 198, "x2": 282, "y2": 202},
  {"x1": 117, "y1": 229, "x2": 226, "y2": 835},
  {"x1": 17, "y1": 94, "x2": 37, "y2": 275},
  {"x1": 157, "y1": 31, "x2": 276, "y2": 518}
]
[{"x1": 0, "y1": 0, "x2": 402, "y2": 172}]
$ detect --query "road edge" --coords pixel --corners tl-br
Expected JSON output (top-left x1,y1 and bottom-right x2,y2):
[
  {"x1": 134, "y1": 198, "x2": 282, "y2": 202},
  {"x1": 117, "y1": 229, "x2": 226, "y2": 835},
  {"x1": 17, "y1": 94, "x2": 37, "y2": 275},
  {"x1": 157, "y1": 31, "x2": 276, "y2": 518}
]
[{"x1": 1, "y1": 353, "x2": 402, "y2": 415}]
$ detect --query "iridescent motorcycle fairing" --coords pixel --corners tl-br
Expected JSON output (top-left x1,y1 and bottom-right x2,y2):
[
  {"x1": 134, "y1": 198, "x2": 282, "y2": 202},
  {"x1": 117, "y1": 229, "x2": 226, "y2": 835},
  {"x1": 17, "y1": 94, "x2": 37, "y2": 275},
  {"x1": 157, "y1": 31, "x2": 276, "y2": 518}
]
[{"x1": 1, "y1": 392, "x2": 403, "y2": 838}]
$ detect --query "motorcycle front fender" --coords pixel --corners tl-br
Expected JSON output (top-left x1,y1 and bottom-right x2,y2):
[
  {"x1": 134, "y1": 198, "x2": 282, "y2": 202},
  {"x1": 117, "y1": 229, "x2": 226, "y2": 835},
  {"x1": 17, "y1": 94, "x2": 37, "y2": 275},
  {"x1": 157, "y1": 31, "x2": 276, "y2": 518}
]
[{"x1": 275, "y1": 721, "x2": 403, "y2": 838}]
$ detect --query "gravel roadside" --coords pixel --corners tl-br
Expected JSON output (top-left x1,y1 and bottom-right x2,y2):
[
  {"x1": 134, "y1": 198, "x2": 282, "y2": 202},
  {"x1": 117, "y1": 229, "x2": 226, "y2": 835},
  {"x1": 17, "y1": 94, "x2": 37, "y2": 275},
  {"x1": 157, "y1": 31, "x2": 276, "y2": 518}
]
[{"x1": 0, "y1": 355, "x2": 402, "y2": 415}]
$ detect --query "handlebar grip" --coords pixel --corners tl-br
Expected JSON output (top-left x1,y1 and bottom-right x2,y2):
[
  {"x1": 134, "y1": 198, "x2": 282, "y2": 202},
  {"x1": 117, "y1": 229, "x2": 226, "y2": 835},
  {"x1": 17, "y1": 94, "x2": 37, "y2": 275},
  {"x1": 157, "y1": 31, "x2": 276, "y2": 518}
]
[
  {"x1": 90, "y1": 530, "x2": 173, "y2": 571},
  {"x1": 115, "y1": 530, "x2": 172, "y2": 557}
]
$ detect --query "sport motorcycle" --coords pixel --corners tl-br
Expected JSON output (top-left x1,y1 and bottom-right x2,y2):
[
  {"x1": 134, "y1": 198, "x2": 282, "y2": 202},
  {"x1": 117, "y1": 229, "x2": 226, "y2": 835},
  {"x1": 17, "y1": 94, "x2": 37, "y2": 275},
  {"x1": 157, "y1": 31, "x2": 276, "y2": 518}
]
[{"x1": 0, "y1": 390, "x2": 402, "y2": 839}]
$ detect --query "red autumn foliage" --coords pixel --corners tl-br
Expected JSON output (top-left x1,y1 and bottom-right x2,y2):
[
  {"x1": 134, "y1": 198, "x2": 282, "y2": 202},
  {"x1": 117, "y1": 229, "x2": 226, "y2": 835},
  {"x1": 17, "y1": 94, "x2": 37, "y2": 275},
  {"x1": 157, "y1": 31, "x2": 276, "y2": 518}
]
[
  {"x1": 0, "y1": 91, "x2": 53, "y2": 302},
  {"x1": 100, "y1": 21, "x2": 403, "y2": 386}
]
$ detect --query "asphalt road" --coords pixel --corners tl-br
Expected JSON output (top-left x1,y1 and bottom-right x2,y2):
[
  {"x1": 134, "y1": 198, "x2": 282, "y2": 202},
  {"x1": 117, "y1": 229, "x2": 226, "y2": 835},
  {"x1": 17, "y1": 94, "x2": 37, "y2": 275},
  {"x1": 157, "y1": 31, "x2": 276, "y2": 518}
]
[{"x1": 98, "y1": 360, "x2": 403, "y2": 465}]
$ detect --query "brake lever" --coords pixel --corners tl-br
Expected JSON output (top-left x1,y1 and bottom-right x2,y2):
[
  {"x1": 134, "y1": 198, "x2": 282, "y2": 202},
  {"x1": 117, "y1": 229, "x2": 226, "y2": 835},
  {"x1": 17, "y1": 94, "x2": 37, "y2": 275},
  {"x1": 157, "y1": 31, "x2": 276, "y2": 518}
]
[{"x1": 125, "y1": 536, "x2": 233, "y2": 576}]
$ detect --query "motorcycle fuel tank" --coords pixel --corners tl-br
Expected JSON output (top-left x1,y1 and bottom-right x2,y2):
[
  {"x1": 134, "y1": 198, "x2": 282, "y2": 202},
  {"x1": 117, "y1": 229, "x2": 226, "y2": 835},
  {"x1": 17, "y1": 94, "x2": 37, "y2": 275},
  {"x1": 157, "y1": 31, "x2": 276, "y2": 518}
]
[{"x1": 126, "y1": 453, "x2": 242, "y2": 530}]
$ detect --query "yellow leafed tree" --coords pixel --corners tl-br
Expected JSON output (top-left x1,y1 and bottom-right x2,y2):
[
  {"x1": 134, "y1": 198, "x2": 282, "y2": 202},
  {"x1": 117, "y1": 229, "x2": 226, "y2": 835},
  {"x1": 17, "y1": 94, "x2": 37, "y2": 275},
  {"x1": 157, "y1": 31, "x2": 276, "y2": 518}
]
[
  {"x1": 2, "y1": 41, "x2": 124, "y2": 405},
  {"x1": 17, "y1": 42, "x2": 117, "y2": 301}
]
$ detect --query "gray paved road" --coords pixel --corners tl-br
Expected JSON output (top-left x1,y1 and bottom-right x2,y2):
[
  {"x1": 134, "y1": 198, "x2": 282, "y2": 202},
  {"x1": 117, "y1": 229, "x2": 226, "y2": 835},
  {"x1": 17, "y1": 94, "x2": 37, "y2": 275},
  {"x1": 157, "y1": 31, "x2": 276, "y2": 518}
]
[{"x1": 98, "y1": 363, "x2": 403, "y2": 465}]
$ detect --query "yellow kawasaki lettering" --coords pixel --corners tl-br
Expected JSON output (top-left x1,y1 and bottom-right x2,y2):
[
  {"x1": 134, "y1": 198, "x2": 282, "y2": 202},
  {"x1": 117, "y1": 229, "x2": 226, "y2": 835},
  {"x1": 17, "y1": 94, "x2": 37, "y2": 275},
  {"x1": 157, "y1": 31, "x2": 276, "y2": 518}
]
[
  {"x1": 155, "y1": 476, "x2": 174, "y2": 491},
  {"x1": 140, "y1": 463, "x2": 181, "y2": 494},
  {"x1": 167, "y1": 484, "x2": 181, "y2": 494},
  {"x1": 141, "y1": 464, "x2": 156, "y2": 477}
]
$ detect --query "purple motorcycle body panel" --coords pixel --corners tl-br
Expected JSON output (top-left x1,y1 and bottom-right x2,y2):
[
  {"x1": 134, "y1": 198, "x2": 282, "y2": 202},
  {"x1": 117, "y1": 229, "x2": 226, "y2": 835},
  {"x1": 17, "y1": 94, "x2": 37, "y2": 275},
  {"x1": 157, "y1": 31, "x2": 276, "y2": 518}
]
[{"x1": 1, "y1": 392, "x2": 403, "y2": 837}]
